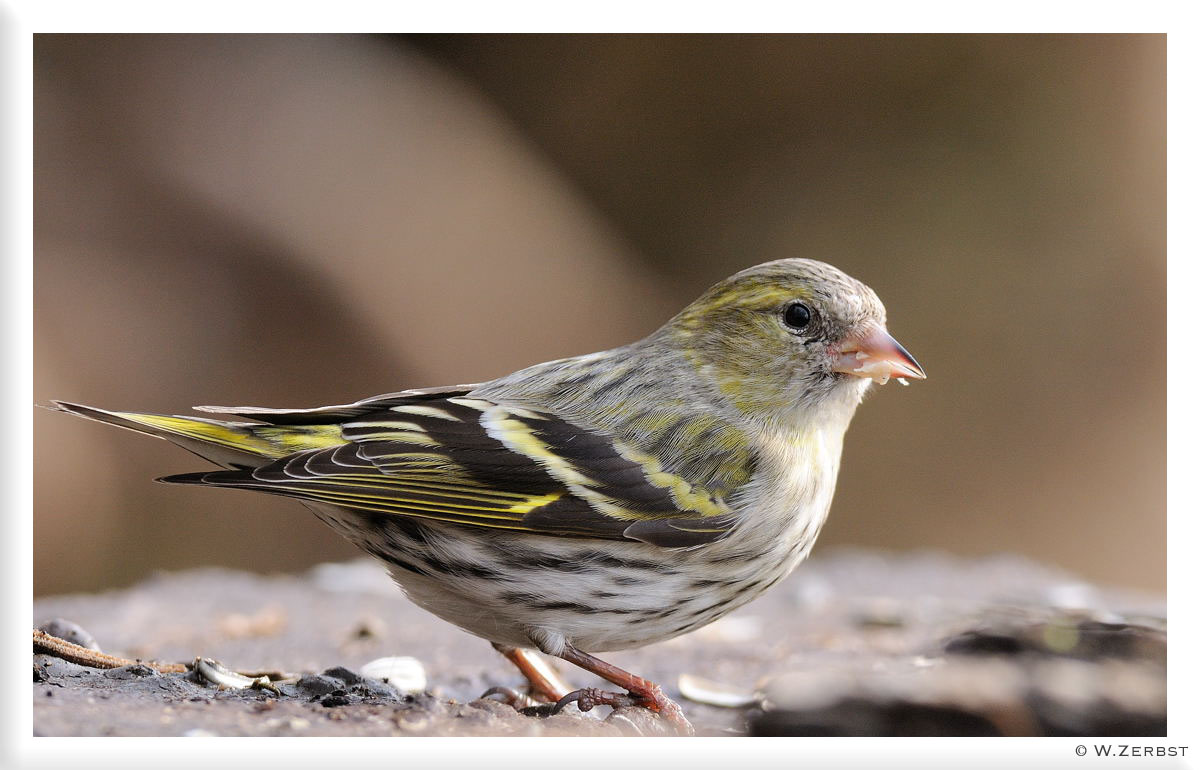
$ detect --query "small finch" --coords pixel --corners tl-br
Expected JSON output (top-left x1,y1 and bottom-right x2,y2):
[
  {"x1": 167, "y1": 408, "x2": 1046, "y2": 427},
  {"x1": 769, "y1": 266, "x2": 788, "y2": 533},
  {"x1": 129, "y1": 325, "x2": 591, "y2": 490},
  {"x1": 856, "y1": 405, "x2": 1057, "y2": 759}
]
[{"x1": 51, "y1": 258, "x2": 923, "y2": 733}]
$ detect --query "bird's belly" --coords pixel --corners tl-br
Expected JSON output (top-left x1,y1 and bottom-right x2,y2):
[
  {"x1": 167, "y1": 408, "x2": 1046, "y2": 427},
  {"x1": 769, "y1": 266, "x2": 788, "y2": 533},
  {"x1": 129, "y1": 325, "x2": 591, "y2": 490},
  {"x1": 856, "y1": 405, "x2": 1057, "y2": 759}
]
[
  {"x1": 388, "y1": 541, "x2": 804, "y2": 653},
  {"x1": 307, "y1": 493, "x2": 828, "y2": 654}
]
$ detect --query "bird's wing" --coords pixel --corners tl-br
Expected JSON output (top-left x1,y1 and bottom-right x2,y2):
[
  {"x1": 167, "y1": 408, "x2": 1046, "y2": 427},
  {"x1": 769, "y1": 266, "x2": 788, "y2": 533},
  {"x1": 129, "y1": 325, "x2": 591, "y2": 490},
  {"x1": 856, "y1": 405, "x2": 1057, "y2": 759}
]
[
  {"x1": 162, "y1": 395, "x2": 738, "y2": 548},
  {"x1": 189, "y1": 385, "x2": 480, "y2": 425}
]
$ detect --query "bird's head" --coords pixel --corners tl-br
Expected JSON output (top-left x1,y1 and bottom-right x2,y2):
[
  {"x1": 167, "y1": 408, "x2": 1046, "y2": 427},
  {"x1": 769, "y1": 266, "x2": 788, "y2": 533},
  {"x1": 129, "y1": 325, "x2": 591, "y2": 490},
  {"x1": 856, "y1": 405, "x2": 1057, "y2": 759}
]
[{"x1": 664, "y1": 258, "x2": 924, "y2": 424}]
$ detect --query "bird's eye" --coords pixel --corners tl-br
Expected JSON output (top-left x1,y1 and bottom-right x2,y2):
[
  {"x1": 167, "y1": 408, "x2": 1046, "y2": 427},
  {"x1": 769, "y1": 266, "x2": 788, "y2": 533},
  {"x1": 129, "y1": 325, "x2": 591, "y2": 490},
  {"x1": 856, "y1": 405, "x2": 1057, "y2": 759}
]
[{"x1": 782, "y1": 302, "x2": 813, "y2": 331}]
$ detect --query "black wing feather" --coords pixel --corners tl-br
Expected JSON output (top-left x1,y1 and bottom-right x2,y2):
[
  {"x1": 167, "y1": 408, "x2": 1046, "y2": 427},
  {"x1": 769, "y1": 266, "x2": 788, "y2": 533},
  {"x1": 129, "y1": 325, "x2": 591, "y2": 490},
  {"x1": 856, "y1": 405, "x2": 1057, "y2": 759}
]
[{"x1": 162, "y1": 395, "x2": 738, "y2": 547}]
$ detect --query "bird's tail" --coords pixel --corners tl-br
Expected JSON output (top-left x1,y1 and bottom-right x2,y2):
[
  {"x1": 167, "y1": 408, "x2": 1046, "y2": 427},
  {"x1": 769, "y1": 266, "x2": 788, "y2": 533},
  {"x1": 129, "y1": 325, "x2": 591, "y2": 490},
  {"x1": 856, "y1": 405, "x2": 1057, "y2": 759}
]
[{"x1": 48, "y1": 401, "x2": 347, "y2": 470}]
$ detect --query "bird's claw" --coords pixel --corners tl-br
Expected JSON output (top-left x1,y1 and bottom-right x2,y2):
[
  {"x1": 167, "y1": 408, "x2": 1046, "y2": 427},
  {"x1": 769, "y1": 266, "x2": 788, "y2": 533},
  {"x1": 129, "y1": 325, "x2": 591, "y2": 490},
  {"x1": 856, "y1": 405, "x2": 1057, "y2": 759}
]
[
  {"x1": 551, "y1": 686, "x2": 694, "y2": 735},
  {"x1": 479, "y1": 685, "x2": 539, "y2": 710},
  {"x1": 653, "y1": 697, "x2": 694, "y2": 735},
  {"x1": 551, "y1": 687, "x2": 639, "y2": 714}
]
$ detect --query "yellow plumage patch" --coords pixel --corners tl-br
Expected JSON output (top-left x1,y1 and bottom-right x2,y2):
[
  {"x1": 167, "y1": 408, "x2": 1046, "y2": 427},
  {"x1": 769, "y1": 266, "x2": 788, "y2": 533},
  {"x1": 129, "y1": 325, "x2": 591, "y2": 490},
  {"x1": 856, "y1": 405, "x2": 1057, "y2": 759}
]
[
  {"x1": 257, "y1": 425, "x2": 348, "y2": 452},
  {"x1": 615, "y1": 444, "x2": 729, "y2": 518},
  {"x1": 116, "y1": 413, "x2": 346, "y2": 458},
  {"x1": 115, "y1": 410, "x2": 350, "y2": 458}
]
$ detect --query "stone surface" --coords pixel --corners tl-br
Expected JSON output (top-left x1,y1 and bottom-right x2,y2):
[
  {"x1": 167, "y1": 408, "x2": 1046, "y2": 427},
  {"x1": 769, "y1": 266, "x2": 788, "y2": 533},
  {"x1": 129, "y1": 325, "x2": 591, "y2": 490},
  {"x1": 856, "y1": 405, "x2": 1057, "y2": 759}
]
[{"x1": 32, "y1": 549, "x2": 1165, "y2": 737}]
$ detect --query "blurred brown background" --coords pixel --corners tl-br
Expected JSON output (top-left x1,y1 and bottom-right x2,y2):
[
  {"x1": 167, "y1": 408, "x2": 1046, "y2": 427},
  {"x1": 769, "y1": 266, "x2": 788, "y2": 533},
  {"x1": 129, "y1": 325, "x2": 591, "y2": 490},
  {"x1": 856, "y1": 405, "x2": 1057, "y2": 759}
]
[{"x1": 34, "y1": 34, "x2": 1165, "y2": 596}]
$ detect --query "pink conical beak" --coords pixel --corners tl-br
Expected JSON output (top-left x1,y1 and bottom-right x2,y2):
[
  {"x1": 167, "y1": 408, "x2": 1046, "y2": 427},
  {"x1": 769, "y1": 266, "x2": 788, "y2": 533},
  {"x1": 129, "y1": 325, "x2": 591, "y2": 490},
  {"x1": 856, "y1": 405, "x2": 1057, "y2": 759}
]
[{"x1": 832, "y1": 322, "x2": 925, "y2": 385}]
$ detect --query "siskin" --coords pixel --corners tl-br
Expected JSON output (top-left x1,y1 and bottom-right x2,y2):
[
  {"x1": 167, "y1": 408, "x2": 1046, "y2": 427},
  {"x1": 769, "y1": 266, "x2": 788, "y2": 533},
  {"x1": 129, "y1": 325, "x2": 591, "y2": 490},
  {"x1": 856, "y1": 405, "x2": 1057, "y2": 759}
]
[{"x1": 51, "y1": 258, "x2": 924, "y2": 733}]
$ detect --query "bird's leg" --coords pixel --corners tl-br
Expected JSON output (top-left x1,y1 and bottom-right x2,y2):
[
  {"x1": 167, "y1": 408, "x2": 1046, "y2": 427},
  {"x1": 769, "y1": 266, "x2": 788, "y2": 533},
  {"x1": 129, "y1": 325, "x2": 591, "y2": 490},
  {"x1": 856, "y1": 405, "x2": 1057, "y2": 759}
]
[
  {"x1": 551, "y1": 642, "x2": 694, "y2": 735},
  {"x1": 489, "y1": 642, "x2": 572, "y2": 703}
]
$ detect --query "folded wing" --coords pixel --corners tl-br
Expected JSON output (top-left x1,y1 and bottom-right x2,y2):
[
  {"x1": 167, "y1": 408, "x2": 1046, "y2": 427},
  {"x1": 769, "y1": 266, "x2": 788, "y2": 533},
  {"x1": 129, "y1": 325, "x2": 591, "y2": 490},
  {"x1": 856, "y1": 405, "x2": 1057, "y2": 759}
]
[{"x1": 164, "y1": 394, "x2": 738, "y2": 548}]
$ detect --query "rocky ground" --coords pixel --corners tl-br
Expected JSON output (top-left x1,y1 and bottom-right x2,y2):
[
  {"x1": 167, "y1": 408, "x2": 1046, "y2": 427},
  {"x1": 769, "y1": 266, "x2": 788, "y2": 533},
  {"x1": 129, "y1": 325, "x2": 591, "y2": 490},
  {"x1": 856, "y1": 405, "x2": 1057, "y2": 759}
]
[{"x1": 32, "y1": 549, "x2": 1166, "y2": 737}]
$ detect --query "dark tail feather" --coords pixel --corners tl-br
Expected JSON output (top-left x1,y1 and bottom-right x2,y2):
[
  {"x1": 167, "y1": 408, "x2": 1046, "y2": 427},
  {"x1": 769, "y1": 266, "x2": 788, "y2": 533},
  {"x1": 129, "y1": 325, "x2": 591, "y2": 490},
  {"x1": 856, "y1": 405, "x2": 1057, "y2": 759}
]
[{"x1": 157, "y1": 470, "x2": 249, "y2": 485}]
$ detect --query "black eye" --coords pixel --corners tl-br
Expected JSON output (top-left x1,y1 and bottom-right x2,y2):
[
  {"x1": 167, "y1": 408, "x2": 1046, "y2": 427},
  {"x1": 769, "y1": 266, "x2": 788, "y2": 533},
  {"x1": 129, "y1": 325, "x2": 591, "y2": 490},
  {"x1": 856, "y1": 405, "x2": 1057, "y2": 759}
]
[{"x1": 782, "y1": 302, "x2": 813, "y2": 331}]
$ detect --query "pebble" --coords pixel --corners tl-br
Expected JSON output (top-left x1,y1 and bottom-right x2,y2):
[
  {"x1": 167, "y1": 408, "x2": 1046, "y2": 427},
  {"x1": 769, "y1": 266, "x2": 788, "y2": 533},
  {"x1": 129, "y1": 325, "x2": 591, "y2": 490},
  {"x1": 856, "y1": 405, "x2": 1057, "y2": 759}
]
[{"x1": 37, "y1": 619, "x2": 102, "y2": 651}]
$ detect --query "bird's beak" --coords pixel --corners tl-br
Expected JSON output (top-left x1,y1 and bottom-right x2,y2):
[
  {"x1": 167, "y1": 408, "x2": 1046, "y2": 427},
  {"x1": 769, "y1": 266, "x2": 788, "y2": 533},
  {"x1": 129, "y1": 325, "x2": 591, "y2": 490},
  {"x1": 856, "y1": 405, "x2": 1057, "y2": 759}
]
[{"x1": 832, "y1": 322, "x2": 926, "y2": 385}]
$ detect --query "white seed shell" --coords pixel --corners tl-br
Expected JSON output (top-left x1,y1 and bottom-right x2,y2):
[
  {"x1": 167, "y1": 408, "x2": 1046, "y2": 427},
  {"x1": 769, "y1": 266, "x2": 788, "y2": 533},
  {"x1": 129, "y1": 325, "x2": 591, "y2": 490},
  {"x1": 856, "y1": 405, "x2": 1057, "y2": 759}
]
[
  {"x1": 361, "y1": 656, "x2": 427, "y2": 694},
  {"x1": 677, "y1": 673, "x2": 757, "y2": 708}
]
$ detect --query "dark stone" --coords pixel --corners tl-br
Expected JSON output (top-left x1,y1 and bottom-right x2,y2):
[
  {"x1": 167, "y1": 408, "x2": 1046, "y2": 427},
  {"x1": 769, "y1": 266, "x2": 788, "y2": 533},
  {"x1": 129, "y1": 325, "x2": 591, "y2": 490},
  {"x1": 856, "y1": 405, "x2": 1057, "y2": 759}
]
[
  {"x1": 298, "y1": 668, "x2": 399, "y2": 703},
  {"x1": 320, "y1": 691, "x2": 352, "y2": 708},
  {"x1": 943, "y1": 630, "x2": 1028, "y2": 656},
  {"x1": 103, "y1": 664, "x2": 158, "y2": 680},
  {"x1": 295, "y1": 675, "x2": 340, "y2": 697},
  {"x1": 943, "y1": 620, "x2": 1167, "y2": 663},
  {"x1": 751, "y1": 699, "x2": 1004, "y2": 737},
  {"x1": 321, "y1": 666, "x2": 363, "y2": 685}
]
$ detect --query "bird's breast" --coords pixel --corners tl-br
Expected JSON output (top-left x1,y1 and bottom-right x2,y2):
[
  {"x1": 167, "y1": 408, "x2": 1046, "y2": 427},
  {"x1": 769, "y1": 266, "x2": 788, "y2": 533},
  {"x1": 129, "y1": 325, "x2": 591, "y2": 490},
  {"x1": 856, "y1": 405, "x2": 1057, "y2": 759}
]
[{"x1": 728, "y1": 422, "x2": 847, "y2": 565}]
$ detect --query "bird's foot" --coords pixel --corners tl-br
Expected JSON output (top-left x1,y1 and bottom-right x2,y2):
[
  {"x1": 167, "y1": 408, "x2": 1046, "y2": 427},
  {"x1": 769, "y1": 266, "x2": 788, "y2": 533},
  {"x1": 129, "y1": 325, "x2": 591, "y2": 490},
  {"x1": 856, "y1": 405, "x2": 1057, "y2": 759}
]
[
  {"x1": 479, "y1": 685, "x2": 541, "y2": 710},
  {"x1": 551, "y1": 686, "x2": 638, "y2": 714},
  {"x1": 552, "y1": 685, "x2": 693, "y2": 735},
  {"x1": 550, "y1": 642, "x2": 694, "y2": 735}
]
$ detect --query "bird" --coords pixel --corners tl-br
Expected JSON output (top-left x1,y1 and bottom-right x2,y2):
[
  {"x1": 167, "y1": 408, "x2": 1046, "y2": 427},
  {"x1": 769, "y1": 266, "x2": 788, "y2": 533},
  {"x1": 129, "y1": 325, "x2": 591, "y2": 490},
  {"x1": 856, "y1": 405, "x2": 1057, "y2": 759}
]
[{"x1": 50, "y1": 258, "x2": 924, "y2": 734}]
